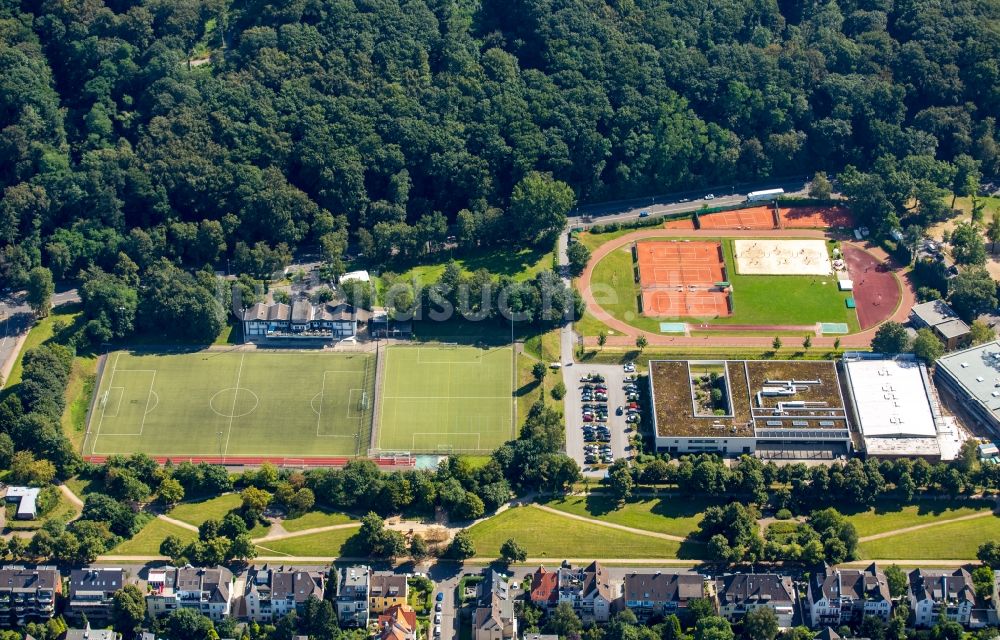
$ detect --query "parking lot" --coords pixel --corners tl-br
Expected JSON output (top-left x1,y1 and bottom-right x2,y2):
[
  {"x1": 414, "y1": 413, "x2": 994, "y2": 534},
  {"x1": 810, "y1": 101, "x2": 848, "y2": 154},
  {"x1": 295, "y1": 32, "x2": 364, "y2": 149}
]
[{"x1": 562, "y1": 362, "x2": 639, "y2": 475}]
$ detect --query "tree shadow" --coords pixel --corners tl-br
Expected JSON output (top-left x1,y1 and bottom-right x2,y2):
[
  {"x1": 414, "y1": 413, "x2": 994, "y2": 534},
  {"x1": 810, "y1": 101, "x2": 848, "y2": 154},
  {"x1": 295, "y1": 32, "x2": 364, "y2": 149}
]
[{"x1": 515, "y1": 380, "x2": 541, "y2": 398}]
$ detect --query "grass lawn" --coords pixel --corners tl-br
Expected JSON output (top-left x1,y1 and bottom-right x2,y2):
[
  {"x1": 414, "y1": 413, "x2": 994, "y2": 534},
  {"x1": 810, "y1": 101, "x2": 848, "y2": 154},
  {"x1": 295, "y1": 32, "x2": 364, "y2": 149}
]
[
  {"x1": 464, "y1": 505, "x2": 685, "y2": 559},
  {"x1": 585, "y1": 237, "x2": 858, "y2": 334},
  {"x1": 857, "y1": 512, "x2": 1000, "y2": 560},
  {"x1": 377, "y1": 244, "x2": 556, "y2": 290},
  {"x1": 280, "y1": 509, "x2": 356, "y2": 533},
  {"x1": 111, "y1": 517, "x2": 197, "y2": 555},
  {"x1": 844, "y1": 499, "x2": 996, "y2": 537},
  {"x1": 86, "y1": 350, "x2": 374, "y2": 458},
  {"x1": 515, "y1": 349, "x2": 564, "y2": 427},
  {"x1": 378, "y1": 345, "x2": 514, "y2": 454},
  {"x1": 62, "y1": 355, "x2": 98, "y2": 450},
  {"x1": 64, "y1": 476, "x2": 98, "y2": 500},
  {"x1": 543, "y1": 494, "x2": 719, "y2": 538},
  {"x1": 254, "y1": 525, "x2": 361, "y2": 557},
  {"x1": 167, "y1": 494, "x2": 241, "y2": 526}
]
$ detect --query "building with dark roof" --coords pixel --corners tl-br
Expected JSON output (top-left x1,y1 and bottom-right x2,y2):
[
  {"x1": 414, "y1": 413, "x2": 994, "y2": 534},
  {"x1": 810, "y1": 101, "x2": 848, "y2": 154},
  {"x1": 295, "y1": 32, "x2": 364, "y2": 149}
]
[
  {"x1": 241, "y1": 565, "x2": 325, "y2": 622},
  {"x1": 714, "y1": 574, "x2": 796, "y2": 628},
  {"x1": 474, "y1": 570, "x2": 517, "y2": 640},
  {"x1": 935, "y1": 341, "x2": 1000, "y2": 438},
  {"x1": 241, "y1": 299, "x2": 368, "y2": 343},
  {"x1": 649, "y1": 360, "x2": 852, "y2": 459},
  {"x1": 370, "y1": 572, "x2": 408, "y2": 615},
  {"x1": 335, "y1": 565, "x2": 370, "y2": 628},
  {"x1": 0, "y1": 565, "x2": 61, "y2": 628},
  {"x1": 556, "y1": 562, "x2": 618, "y2": 623},
  {"x1": 623, "y1": 571, "x2": 703, "y2": 621},
  {"x1": 67, "y1": 568, "x2": 126, "y2": 625},
  {"x1": 910, "y1": 300, "x2": 971, "y2": 349},
  {"x1": 908, "y1": 569, "x2": 978, "y2": 628},
  {"x1": 806, "y1": 564, "x2": 891, "y2": 627},
  {"x1": 145, "y1": 566, "x2": 233, "y2": 621}
]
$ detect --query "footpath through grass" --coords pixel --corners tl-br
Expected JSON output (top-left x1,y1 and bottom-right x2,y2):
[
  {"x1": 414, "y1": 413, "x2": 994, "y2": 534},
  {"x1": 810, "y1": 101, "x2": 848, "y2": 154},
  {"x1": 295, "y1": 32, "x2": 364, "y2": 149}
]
[
  {"x1": 857, "y1": 512, "x2": 1000, "y2": 560},
  {"x1": 111, "y1": 518, "x2": 197, "y2": 555},
  {"x1": 464, "y1": 505, "x2": 684, "y2": 559},
  {"x1": 843, "y1": 499, "x2": 996, "y2": 537},
  {"x1": 254, "y1": 525, "x2": 361, "y2": 557},
  {"x1": 543, "y1": 494, "x2": 720, "y2": 538}
]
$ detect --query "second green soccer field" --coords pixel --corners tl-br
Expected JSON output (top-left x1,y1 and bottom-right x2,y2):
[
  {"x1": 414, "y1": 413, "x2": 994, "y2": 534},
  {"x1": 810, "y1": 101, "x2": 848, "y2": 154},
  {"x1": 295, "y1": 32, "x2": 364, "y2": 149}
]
[{"x1": 377, "y1": 345, "x2": 515, "y2": 454}]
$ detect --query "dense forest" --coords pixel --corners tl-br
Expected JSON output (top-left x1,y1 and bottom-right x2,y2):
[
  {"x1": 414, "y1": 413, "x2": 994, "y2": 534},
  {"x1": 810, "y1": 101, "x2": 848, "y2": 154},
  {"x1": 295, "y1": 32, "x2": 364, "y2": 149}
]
[{"x1": 2, "y1": 0, "x2": 1000, "y2": 288}]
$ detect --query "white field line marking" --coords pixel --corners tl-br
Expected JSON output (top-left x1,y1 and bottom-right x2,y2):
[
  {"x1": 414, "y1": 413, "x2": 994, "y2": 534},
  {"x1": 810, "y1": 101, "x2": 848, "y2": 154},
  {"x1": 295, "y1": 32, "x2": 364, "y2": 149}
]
[
  {"x1": 223, "y1": 353, "x2": 246, "y2": 456},
  {"x1": 91, "y1": 352, "x2": 121, "y2": 454}
]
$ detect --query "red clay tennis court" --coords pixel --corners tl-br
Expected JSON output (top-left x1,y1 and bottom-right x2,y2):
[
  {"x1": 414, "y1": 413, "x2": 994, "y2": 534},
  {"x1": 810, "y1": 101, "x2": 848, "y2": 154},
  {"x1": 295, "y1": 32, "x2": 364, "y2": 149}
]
[
  {"x1": 635, "y1": 240, "x2": 731, "y2": 317},
  {"x1": 697, "y1": 207, "x2": 777, "y2": 230},
  {"x1": 779, "y1": 205, "x2": 854, "y2": 228}
]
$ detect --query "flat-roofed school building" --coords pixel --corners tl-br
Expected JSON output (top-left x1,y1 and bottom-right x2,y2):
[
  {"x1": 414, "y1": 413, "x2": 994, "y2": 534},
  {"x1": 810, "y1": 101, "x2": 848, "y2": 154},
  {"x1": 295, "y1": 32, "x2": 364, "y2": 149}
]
[
  {"x1": 648, "y1": 359, "x2": 852, "y2": 459},
  {"x1": 935, "y1": 341, "x2": 1000, "y2": 439}
]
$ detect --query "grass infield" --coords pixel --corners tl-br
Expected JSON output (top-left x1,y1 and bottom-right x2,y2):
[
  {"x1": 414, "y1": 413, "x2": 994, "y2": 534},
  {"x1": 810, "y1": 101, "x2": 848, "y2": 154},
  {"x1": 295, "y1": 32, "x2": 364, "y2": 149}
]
[
  {"x1": 377, "y1": 345, "x2": 514, "y2": 454},
  {"x1": 85, "y1": 349, "x2": 374, "y2": 458}
]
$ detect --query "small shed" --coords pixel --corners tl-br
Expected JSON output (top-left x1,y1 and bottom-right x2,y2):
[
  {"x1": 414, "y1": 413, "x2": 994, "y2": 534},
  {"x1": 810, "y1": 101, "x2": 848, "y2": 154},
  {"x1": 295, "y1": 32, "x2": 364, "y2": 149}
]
[{"x1": 838, "y1": 279, "x2": 854, "y2": 291}]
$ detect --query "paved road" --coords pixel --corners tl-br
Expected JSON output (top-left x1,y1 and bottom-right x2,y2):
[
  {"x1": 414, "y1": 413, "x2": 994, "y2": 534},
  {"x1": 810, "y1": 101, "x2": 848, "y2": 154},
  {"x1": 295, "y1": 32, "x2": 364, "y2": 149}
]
[
  {"x1": 0, "y1": 287, "x2": 79, "y2": 386},
  {"x1": 569, "y1": 178, "x2": 810, "y2": 226}
]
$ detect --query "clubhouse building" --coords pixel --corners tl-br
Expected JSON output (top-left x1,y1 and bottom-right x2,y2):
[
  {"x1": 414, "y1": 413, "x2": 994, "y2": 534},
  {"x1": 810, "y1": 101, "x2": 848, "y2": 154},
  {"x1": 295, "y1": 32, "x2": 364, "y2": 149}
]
[
  {"x1": 240, "y1": 299, "x2": 369, "y2": 343},
  {"x1": 648, "y1": 359, "x2": 853, "y2": 459}
]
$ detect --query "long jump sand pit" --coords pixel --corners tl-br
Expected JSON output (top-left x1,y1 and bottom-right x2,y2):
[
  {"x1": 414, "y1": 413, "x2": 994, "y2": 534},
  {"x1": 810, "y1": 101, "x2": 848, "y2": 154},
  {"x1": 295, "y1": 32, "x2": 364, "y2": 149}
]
[{"x1": 733, "y1": 239, "x2": 833, "y2": 275}]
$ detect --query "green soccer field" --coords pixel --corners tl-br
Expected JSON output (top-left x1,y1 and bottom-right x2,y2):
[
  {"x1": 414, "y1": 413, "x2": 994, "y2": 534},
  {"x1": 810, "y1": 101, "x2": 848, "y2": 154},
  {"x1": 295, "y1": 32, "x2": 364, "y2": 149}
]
[
  {"x1": 85, "y1": 350, "x2": 374, "y2": 459},
  {"x1": 377, "y1": 345, "x2": 514, "y2": 454}
]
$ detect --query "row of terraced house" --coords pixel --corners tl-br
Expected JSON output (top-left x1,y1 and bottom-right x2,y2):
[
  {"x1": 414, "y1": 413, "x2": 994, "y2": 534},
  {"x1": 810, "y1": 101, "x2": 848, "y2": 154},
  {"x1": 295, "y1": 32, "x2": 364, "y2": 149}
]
[{"x1": 490, "y1": 563, "x2": 1000, "y2": 640}]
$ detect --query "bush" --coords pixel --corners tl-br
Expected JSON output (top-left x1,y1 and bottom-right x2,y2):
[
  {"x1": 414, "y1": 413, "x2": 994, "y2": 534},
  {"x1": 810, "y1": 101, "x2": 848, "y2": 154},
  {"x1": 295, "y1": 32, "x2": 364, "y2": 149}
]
[
  {"x1": 551, "y1": 381, "x2": 566, "y2": 400},
  {"x1": 775, "y1": 508, "x2": 792, "y2": 520}
]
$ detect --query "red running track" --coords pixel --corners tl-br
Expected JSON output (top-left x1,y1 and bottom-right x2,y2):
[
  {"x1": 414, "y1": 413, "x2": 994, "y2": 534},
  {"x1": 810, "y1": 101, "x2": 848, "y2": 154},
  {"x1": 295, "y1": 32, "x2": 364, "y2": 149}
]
[
  {"x1": 84, "y1": 455, "x2": 416, "y2": 469},
  {"x1": 842, "y1": 244, "x2": 900, "y2": 330}
]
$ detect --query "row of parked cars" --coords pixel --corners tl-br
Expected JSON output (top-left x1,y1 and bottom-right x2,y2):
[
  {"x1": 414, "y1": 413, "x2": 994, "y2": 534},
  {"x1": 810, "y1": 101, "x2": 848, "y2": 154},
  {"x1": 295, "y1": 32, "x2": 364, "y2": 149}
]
[{"x1": 581, "y1": 372, "x2": 612, "y2": 464}]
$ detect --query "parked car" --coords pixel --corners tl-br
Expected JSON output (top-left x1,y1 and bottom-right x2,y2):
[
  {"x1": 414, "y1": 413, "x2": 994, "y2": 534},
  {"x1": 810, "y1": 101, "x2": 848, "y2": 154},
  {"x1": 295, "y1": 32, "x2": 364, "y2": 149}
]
[
  {"x1": 705, "y1": 193, "x2": 715, "y2": 200},
  {"x1": 435, "y1": 603, "x2": 442, "y2": 612},
  {"x1": 436, "y1": 593, "x2": 444, "y2": 602},
  {"x1": 639, "y1": 210, "x2": 650, "y2": 218},
  {"x1": 434, "y1": 626, "x2": 441, "y2": 637}
]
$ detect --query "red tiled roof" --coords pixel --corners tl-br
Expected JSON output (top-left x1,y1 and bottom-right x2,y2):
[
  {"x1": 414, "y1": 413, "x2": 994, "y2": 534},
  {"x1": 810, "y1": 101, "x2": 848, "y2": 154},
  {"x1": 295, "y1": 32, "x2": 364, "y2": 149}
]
[{"x1": 530, "y1": 567, "x2": 558, "y2": 605}]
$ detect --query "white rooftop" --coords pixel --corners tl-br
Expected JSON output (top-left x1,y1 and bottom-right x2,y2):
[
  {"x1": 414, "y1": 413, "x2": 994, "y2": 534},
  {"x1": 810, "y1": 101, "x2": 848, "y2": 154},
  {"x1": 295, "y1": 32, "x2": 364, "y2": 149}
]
[
  {"x1": 340, "y1": 270, "x2": 370, "y2": 283},
  {"x1": 845, "y1": 358, "x2": 937, "y2": 439}
]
